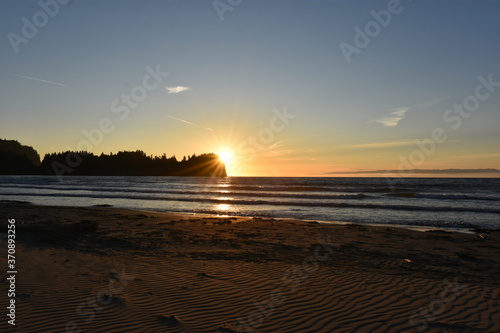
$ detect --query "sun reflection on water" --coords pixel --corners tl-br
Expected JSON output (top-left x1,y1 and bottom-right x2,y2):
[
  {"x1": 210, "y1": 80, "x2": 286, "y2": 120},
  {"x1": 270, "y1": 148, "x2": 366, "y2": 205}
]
[
  {"x1": 216, "y1": 203, "x2": 231, "y2": 211},
  {"x1": 215, "y1": 203, "x2": 233, "y2": 217}
]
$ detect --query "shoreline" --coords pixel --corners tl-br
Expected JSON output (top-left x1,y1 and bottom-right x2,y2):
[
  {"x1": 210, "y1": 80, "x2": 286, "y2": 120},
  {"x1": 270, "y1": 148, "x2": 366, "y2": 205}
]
[
  {"x1": 2, "y1": 176, "x2": 499, "y2": 232},
  {"x1": 3, "y1": 199, "x2": 494, "y2": 235},
  {"x1": 1, "y1": 202, "x2": 499, "y2": 332}
]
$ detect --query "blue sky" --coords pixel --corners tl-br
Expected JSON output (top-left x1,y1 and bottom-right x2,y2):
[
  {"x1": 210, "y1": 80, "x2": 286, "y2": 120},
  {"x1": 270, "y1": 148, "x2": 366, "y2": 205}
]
[{"x1": 1, "y1": 0, "x2": 499, "y2": 176}]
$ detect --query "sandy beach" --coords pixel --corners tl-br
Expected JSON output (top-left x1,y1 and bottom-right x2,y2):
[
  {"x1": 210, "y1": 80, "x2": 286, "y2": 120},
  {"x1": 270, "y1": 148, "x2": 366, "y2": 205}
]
[{"x1": 1, "y1": 201, "x2": 499, "y2": 332}]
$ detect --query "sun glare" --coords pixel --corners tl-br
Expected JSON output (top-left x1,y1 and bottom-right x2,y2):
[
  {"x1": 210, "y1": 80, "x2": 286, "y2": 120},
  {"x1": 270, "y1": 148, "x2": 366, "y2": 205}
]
[{"x1": 218, "y1": 150, "x2": 233, "y2": 164}]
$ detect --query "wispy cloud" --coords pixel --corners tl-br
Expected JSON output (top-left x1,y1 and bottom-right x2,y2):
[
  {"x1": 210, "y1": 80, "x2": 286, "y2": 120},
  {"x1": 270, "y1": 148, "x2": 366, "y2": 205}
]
[
  {"x1": 415, "y1": 97, "x2": 448, "y2": 109},
  {"x1": 167, "y1": 115, "x2": 213, "y2": 131},
  {"x1": 257, "y1": 141, "x2": 290, "y2": 157},
  {"x1": 260, "y1": 141, "x2": 294, "y2": 157},
  {"x1": 443, "y1": 152, "x2": 500, "y2": 160},
  {"x1": 14, "y1": 74, "x2": 65, "y2": 87},
  {"x1": 264, "y1": 141, "x2": 285, "y2": 151},
  {"x1": 165, "y1": 86, "x2": 190, "y2": 94},
  {"x1": 264, "y1": 149, "x2": 294, "y2": 157},
  {"x1": 372, "y1": 107, "x2": 409, "y2": 127},
  {"x1": 350, "y1": 140, "x2": 415, "y2": 149},
  {"x1": 326, "y1": 168, "x2": 500, "y2": 175}
]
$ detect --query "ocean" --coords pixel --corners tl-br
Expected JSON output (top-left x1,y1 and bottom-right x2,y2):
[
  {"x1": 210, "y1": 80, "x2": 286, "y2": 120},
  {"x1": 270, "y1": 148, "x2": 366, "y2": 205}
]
[{"x1": 1, "y1": 176, "x2": 499, "y2": 231}]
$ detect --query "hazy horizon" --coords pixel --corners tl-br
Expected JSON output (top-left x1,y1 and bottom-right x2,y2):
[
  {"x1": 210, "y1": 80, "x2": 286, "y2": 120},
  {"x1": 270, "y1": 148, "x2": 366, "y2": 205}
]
[{"x1": 1, "y1": 0, "x2": 499, "y2": 177}]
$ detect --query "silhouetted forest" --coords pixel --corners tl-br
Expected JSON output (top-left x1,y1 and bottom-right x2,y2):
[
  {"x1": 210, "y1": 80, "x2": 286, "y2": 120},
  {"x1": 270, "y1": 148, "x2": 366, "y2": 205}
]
[
  {"x1": 1, "y1": 140, "x2": 227, "y2": 177},
  {"x1": 0, "y1": 139, "x2": 41, "y2": 174}
]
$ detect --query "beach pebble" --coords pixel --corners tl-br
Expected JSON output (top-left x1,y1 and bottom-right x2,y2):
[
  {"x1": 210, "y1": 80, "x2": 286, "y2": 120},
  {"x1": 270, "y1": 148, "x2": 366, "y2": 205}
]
[{"x1": 157, "y1": 314, "x2": 179, "y2": 325}]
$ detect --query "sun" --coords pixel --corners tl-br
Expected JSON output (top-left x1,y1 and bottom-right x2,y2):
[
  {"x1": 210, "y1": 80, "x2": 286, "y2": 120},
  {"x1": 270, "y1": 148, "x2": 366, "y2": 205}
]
[{"x1": 217, "y1": 150, "x2": 233, "y2": 164}]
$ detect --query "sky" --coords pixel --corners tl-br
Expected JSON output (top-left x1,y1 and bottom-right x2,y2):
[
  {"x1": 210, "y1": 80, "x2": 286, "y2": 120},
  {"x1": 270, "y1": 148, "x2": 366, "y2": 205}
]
[{"x1": 1, "y1": 0, "x2": 499, "y2": 177}]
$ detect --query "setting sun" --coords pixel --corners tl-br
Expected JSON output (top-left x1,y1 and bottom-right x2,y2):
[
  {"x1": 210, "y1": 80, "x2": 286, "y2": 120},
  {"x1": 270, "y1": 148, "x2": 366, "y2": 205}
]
[{"x1": 217, "y1": 150, "x2": 233, "y2": 165}]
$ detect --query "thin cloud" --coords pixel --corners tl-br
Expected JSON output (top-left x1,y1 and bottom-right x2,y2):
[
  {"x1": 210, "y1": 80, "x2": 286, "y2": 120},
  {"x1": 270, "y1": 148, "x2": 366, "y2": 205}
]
[
  {"x1": 350, "y1": 140, "x2": 415, "y2": 149},
  {"x1": 264, "y1": 149, "x2": 294, "y2": 157},
  {"x1": 415, "y1": 97, "x2": 448, "y2": 109},
  {"x1": 326, "y1": 169, "x2": 500, "y2": 175},
  {"x1": 372, "y1": 107, "x2": 409, "y2": 127},
  {"x1": 443, "y1": 152, "x2": 500, "y2": 160},
  {"x1": 14, "y1": 74, "x2": 65, "y2": 87},
  {"x1": 167, "y1": 115, "x2": 213, "y2": 131},
  {"x1": 165, "y1": 86, "x2": 190, "y2": 94},
  {"x1": 264, "y1": 141, "x2": 285, "y2": 151},
  {"x1": 261, "y1": 141, "x2": 293, "y2": 157}
]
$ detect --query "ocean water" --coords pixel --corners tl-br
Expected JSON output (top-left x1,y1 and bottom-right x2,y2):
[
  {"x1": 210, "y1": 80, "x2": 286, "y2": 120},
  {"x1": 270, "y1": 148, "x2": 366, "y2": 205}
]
[{"x1": 1, "y1": 176, "x2": 499, "y2": 231}]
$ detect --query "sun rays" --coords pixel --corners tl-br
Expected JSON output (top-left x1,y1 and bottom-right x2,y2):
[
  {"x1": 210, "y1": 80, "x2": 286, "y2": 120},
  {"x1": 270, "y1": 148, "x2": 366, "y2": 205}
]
[{"x1": 217, "y1": 150, "x2": 234, "y2": 165}]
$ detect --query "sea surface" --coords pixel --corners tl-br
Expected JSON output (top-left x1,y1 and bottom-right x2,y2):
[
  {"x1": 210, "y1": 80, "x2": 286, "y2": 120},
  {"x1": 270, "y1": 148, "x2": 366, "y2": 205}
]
[{"x1": 1, "y1": 176, "x2": 499, "y2": 231}]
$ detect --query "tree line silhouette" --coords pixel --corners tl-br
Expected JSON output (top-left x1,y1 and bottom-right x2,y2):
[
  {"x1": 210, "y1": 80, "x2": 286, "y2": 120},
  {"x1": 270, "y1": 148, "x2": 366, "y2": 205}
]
[
  {"x1": 1, "y1": 140, "x2": 227, "y2": 177},
  {"x1": 0, "y1": 139, "x2": 41, "y2": 174}
]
